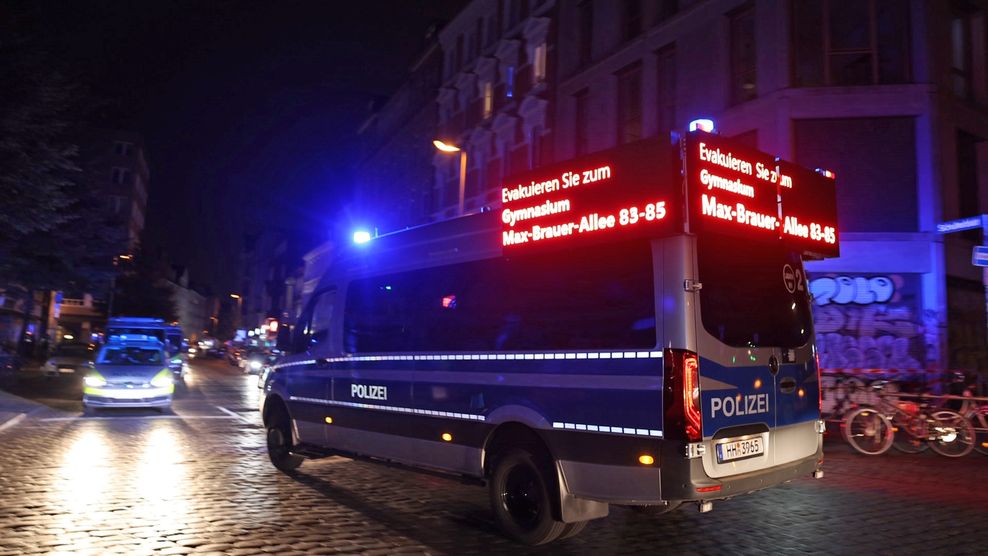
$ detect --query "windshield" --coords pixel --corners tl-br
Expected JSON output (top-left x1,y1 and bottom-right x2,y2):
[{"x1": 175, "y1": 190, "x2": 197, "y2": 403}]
[
  {"x1": 697, "y1": 233, "x2": 813, "y2": 348},
  {"x1": 98, "y1": 347, "x2": 164, "y2": 366},
  {"x1": 53, "y1": 344, "x2": 94, "y2": 358}
]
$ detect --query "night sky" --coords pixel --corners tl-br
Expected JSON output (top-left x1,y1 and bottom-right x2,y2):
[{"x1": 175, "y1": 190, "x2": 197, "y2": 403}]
[{"x1": 3, "y1": 0, "x2": 466, "y2": 292}]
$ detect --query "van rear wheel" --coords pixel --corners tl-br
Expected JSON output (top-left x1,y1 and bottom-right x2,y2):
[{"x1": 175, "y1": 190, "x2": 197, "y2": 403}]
[{"x1": 489, "y1": 448, "x2": 566, "y2": 545}]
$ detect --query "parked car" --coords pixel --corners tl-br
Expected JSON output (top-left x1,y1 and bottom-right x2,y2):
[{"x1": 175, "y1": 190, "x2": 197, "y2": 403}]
[{"x1": 42, "y1": 342, "x2": 97, "y2": 377}]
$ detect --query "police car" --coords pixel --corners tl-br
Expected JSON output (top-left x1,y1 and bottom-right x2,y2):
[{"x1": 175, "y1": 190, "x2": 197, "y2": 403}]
[{"x1": 82, "y1": 335, "x2": 174, "y2": 411}]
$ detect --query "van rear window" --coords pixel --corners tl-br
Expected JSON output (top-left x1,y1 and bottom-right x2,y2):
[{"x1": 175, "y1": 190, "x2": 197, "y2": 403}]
[
  {"x1": 344, "y1": 240, "x2": 656, "y2": 352},
  {"x1": 697, "y1": 233, "x2": 813, "y2": 348}
]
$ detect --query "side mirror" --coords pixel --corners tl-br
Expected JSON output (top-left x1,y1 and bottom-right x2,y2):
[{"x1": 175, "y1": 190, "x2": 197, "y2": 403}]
[{"x1": 276, "y1": 326, "x2": 293, "y2": 352}]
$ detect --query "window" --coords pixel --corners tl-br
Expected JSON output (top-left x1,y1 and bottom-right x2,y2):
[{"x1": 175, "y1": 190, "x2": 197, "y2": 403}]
[
  {"x1": 794, "y1": 117, "x2": 917, "y2": 232},
  {"x1": 533, "y1": 42, "x2": 547, "y2": 83},
  {"x1": 108, "y1": 195, "x2": 126, "y2": 214},
  {"x1": 956, "y1": 130, "x2": 983, "y2": 220},
  {"x1": 482, "y1": 81, "x2": 494, "y2": 119},
  {"x1": 578, "y1": 0, "x2": 593, "y2": 66},
  {"x1": 951, "y1": 2, "x2": 975, "y2": 99},
  {"x1": 656, "y1": 44, "x2": 676, "y2": 135},
  {"x1": 114, "y1": 141, "x2": 132, "y2": 156},
  {"x1": 622, "y1": 0, "x2": 644, "y2": 41},
  {"x1": 729, "y1": 4, "x2": 757, "y2": 104},
  {"x1": 616, "y1": 62, "x2": 642, "y2": 144},
  {"x1": 792, "y1": 0, "x2": 911, "y2": 87},
  {"x1": 294, "y1": 288, "x2": 335, "y2": 353},
  {"x1": 111, "y1": 167, "x2": 131, "y2": 185},
  {"x1": 475, "y1": 18, "x2": 483, "y2": 57},
  {"x1": 455, "y1": 34, "x2": 464, "y2": 69},
  {"x1": 343, "y1": 240, "x2": 655, "y2": 352},
  {"x1": 574, "y1": 88, "x2": 590, "y2": 155}
]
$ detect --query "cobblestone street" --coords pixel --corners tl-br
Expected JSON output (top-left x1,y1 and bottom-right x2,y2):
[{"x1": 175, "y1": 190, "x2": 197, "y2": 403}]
[{"x1": 1, "y1": 359, "x2": 985, "y2": 555}]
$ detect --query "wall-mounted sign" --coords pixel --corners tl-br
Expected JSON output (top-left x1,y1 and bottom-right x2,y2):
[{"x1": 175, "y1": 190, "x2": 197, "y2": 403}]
[
  {"x1": 499, "y1": 139, "x2": 680, "y2": 251},
  {"x1": 936, "y1": 216, "x2": 983, "y2": 233},
  {"x1": 685, "y1": 131, "x2": 840, "y2": 258}
]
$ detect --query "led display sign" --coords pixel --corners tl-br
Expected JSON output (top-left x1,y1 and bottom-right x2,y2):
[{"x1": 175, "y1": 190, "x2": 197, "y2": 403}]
[
  {"x1": 685, "y1": 131, "x2": 839, "y2": 258},
  {"x1": 499, "y1": 139, "x2": 680, "y2": 251}
]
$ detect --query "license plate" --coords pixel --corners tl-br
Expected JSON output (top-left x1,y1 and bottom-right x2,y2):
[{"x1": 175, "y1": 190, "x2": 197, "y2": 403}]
[{"x1": 716, "y1": 437, "x2": 764, "y2": 463}]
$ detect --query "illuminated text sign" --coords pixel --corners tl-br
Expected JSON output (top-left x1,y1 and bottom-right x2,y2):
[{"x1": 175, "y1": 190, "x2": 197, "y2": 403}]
[
  {"x1": 500, "y1": 140, "x2": 679, "y2": 251},
  {"x1": 686, "y1": 132, "x2": 840, "y2": 258}
]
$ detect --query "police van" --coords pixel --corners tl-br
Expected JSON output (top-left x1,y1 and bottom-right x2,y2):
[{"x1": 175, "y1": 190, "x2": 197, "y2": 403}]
[{"x1": 261, "y1": 130, "x2": 839, "y2": 545}]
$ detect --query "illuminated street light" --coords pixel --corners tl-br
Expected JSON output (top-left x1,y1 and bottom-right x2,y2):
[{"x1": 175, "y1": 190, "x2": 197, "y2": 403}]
[
  {"x1": 433, "y1": 139, "x2": 467, "y2": 216},
  {"x1": 432, "y1": 140, "x2": 460, "y2": 153},
  {"x1": 353, "y1": 230, "x2": 372, "y2": 244},
  {"x1": 229, "y1": 293, "x2": 240, "y2": 299}
]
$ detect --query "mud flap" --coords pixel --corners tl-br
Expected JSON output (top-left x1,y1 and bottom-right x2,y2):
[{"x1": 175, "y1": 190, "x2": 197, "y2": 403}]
[{"x1": 556, "y1": 462, "x2": 609, "y2": 523}]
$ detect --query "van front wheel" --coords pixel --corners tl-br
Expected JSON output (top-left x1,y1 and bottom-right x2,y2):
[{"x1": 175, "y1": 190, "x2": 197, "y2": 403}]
[
  {"x1": 489, "y1": 448, "x2": 566, "y2": 545},
  {"x1": 266, "y1": 407, "x2": 303, "y2": 473}
]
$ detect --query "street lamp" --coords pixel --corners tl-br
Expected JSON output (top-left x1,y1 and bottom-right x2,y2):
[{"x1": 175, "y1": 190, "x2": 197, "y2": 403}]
[
  {"x1": 230, "y1": 293, "x2": 243, "y2": 332},
  {"x1": 433, "y1": 139, "x2": 467, "y2": 216}
]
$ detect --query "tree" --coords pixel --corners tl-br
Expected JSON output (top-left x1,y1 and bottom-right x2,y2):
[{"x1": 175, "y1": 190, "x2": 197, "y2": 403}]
[
  {"x1": 0, "y1": 37, "x2": 121, "y2": 293},
  {"x1": 0, "y1": 38, "x2": 131, "y2": 354}
]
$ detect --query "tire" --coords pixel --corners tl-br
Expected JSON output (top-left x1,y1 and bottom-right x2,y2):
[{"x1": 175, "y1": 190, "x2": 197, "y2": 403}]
[
  {"x1": 266, "y1": 405, "x2": 303, "y2": 473},
  {"x1": 489, "y1": 448, "x2": 566, "y2": 546},
  {"x1": 972, "y1": 413, "x2": 988, "y2": 456},
  {"x1": 928, "y1": 410, "x2": 975, "y2": 458},
  {"x1": 844, "y1": 407, "x2": 893, "y2": 456},
  {"x1": 556, "y1": 520, "x2": 588, "y2": 541}
]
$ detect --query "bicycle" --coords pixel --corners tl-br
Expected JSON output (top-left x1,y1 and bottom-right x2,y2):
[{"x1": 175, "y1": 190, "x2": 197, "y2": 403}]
[
  {"x1": 843, "y1": 382, "x2": 976, "y2": 457},
  {"x1": 955, "y1": 391, "x2": 988, "y2": 456}
]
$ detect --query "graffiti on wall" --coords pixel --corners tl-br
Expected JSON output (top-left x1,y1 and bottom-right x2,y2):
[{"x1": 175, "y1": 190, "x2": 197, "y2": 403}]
[{"x1": 810, "y1": 274, "x2": 926, "y2": 370}]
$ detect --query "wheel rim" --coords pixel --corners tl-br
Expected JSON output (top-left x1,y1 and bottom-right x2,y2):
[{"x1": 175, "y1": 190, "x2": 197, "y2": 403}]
[
  {"x1": 501, "y1": 463, "x2": 544, "y2": 531},
  {"x1": 847, "y1": 410, "x2": 890, "y2": 454}
]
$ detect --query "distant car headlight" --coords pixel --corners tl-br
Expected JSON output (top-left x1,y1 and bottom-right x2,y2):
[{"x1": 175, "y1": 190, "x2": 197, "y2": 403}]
[
  {"x1": 150, "y1": 369, "x2": 174, "y2": 388},
  {"x1": 249, "y1": 360, "x2": 262, "y2": 370},
  {"x1": 84, "y1": 375, "x2": 106, "y2": 387}
]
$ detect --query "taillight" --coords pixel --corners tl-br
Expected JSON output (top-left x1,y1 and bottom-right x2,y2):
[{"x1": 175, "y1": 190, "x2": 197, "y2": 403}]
[
  {"x1": 815, "y1": 350, "x2": 822, "y2": 416},
  {"x1": 664, "y1": 349, "x2": 703, "y2": 442}
]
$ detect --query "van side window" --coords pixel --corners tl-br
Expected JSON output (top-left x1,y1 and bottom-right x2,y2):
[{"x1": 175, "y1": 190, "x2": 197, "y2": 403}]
[
  {"x1": 294, "y1": 289, "x2": 335, "y2": 353},
  {"x1": 344, "y1": 240, "x2": 655, "y2": 352}
]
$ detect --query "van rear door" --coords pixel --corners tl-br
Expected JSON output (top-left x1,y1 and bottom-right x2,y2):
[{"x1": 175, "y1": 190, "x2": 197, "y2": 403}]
[{"x1": 694, "y1": 234, "x2": 818, "y2": 472}]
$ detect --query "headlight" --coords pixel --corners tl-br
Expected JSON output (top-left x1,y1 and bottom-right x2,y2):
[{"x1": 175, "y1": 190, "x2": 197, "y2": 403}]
[
  {"x1": 150, "y1": 369, "x2": 173, "y2": 388},
  {"x1": 249, "y1": 360, "x2": 262, "y2": 370},
  {"x1": 84, "y1": 375, "x2": 106, "y2": 387}
]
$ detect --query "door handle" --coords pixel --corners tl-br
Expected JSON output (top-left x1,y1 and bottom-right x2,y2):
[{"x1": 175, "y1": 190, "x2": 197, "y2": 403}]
[{"x1": 779, "y1": 377, "x2": 797, "y2": 393}]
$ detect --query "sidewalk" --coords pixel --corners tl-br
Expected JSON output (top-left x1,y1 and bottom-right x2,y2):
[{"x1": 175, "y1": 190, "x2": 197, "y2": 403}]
[{"x1": 0, "y1": 388, "x2": 45, "y2": 433}]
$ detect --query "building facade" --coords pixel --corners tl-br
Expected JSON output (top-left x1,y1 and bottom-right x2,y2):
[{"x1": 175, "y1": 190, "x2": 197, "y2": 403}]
[{"x1": 403, "y1": 0, "x2": 988, "y2": 374}]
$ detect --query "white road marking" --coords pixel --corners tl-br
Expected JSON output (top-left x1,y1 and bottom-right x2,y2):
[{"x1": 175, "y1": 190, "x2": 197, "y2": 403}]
[
  {"x1": 216, "y1": 405, "x2": 254, "y2": 425},
  {"x1": 0, "y1": 413, "x2": 27, "y2": 434}
]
